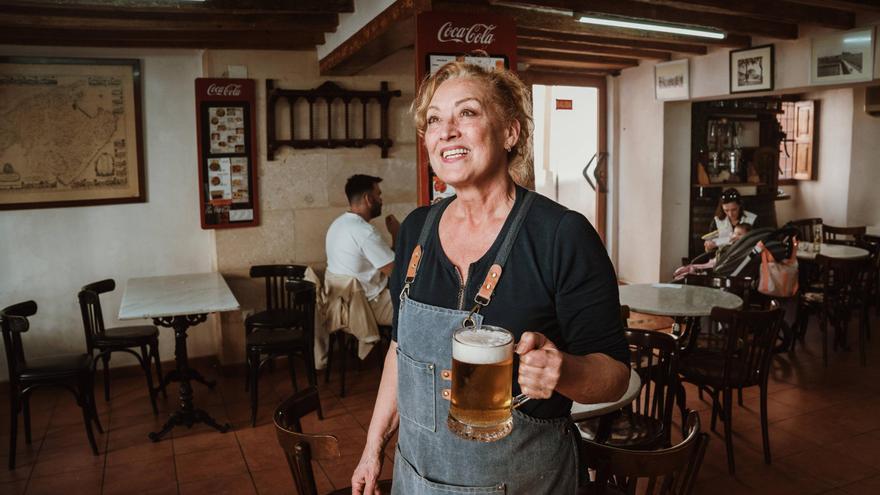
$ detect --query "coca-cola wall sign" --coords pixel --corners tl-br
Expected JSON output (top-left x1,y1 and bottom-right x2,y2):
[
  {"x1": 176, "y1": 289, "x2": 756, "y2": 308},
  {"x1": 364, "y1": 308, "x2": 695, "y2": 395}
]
[
  {"x1": 436, "y1": 22, "x2": 497, "y2": 45},
  {"x1": 206, "y1": 83, "x2": 243, "y2": 97}
]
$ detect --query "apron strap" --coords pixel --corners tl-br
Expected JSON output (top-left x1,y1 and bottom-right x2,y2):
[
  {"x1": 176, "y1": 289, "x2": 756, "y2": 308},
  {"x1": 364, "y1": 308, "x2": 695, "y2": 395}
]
[
  {"x1": 401, "y1": 196, "x2": 453, "y2": 298},
  {"x1": 474, "y1": 191, "x2": 536, "y2": 305}
]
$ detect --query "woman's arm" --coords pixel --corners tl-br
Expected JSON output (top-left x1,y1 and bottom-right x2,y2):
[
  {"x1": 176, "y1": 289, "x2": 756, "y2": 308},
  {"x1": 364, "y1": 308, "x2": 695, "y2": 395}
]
[
  {"x1": 351, "y1": 342, "x2": 400, "y2": 495},
  {"x1": 517, "y1": 332, "x2": 629, "y2": 405}
]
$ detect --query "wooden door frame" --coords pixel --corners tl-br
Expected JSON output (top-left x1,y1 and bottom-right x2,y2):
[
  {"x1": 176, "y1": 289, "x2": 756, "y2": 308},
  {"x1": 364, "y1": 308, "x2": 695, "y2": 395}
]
[{"x1": 521, "y1": 71, "x2": 608, "y2": 242}]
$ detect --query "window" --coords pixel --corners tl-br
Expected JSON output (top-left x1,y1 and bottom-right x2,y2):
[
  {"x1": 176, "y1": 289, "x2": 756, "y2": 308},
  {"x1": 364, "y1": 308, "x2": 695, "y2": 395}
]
[{"x1": 777, "y1": 100, "x2": 815, "y2": 181}]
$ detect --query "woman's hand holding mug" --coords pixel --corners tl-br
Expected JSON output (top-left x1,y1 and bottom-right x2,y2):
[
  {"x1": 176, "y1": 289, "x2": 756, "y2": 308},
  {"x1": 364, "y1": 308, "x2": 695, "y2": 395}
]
[{"x1": 515, "y1": 332, "x2": 563, "y2": 399}]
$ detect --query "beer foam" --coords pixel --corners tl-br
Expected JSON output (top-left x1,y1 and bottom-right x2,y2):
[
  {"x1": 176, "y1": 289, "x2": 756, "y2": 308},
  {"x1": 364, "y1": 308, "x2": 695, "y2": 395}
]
[{"x1": 453, "y1": 329, "x2": 512, "y2": 364}]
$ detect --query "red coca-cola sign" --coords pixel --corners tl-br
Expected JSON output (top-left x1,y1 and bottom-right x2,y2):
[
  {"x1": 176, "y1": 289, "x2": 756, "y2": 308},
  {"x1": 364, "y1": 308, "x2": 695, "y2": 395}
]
[
  {"x1": 207, "y1": 83, "x2": 242, "y2": 97},
  {"x1": 437, "y1": 22, "x2": 497, "y2": 45}
]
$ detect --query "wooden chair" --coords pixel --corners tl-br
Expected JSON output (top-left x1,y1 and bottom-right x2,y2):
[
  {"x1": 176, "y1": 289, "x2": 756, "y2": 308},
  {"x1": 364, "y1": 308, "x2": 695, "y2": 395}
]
[
  {"x1": 78, "y1": 279, "x2": 165, "y2": 415},
  {"x1": 579, "y1": 412, "x2": 708, "y2": 495},
  {"x1": 274, "y1": 387, "x2": 392, "y2": 495},
  {"x1": 797, "y1": 255, "x2": 871, "y2": 367},
  {"x1": 246, "y1": 264, "x2": 320, "y2": 426},
  {"x1": 860, "y1": 234, "x2": 880, "y2": 318},
  {"x1": 578, "y1": 329, "x2": 679, "y2": 450},
  {"x1": 822, "y1": 225, "x2": 866, "y2": 246},
  {"x1": 2, "y1": 300, "x2": 102, "y2": 469},
  {"x1": 677, "y1": 306, "x2": 783, "y2": 475},
  {"x1": 788, "y1": 217, "x2": 823, "y2": 243}
]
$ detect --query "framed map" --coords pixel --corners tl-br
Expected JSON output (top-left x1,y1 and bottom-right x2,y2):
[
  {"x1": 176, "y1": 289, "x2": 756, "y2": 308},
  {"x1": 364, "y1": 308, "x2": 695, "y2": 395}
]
[{"x1": 0, "y1": 57, "x2": 145, "y2": 210}]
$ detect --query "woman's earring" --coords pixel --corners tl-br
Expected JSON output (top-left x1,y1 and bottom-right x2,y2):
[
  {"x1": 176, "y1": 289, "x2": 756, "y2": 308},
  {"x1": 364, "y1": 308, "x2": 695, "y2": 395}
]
[{"x1": 505, "y1": 145, "x2": 512, "y2": 152}]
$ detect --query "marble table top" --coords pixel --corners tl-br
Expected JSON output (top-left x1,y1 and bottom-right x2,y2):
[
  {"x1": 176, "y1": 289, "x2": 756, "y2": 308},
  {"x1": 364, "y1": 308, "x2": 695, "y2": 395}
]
[
  {"x1": 619, "y1": 283, "x2": 742, "y2": 317},
  {"x1": 119, "y1": 272, "x2": 240, "y2": 320},
  {"x1": 796, "y1": 243, "x2": 869, "y2": 261},
  {"x1": 571, "y1": 369, "x2": 641, "y2": 421}
]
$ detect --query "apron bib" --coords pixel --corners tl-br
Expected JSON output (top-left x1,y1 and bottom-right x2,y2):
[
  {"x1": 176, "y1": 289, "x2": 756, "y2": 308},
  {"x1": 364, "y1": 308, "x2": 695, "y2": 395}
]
[{"x1": 392, "y1": 192, "x2": 580, "y2": 495}]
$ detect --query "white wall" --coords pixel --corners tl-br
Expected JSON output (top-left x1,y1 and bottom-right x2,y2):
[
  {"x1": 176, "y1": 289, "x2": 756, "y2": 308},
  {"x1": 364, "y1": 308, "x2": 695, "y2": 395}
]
[
  {"x1": 659, "y1": 102, "x2": 692, "y2": 281},
  {"x1": 847, "y1": 86, "x2": 880, "y2": 227},
  {"x1": 0, "y1": 46, "x2": 216, "y2": 380}
]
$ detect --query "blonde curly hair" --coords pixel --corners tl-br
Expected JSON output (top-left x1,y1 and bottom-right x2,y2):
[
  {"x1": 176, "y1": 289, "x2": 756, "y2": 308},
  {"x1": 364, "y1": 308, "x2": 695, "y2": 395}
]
[{"x1": 411, "y1": 60, "x2": 534, "y2": 189}]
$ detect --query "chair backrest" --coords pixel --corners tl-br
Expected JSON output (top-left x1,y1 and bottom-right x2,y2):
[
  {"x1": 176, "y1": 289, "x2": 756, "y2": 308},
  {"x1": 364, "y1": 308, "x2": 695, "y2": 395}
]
[
  {"x1": 274, "y1": 387, "x2": 340, "y2": 495},
  {"x1": 250, "y1": 264, "x2": 307, "y2": 312},
  {"x1": 815, "y1": 254, "x2": 871, "y2": 308},
  {"x1": 788, "y1": 218, "x2": 822, "y2": 243},
  {"x1": 582, "y1": 412, "x2": 709, "y2": 495},
  {"x1": 0, "y1": 300, "x2": 37, "y2": 383},
  {"x1": 620, "y1": 305, "x2": 630, "y2": 328},
  {"x1": 822, "y1": 225, "x2": 866, "y2": 246},
  {"x1": 709, "y1": 306, "x2": 784, "y2": 389},
  {"x1": 625, "y1": 329, "x2": 679, "y2": 446},
  {"x1": 78, "y1": 279, "x2": 116, "y2": 348}
]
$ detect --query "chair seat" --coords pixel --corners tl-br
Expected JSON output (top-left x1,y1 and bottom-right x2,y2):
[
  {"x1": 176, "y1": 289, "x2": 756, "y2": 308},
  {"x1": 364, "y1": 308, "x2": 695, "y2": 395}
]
[
  {"x1": 680, "y1": 349, "x2": 751, "y2": 388},
  {"x1": 802, "y1": 292, "x2": 824, "y2": 304},
  {"x1": 577, "y1": 413, "x2": 666, "y2": 450},
  {"x1": 94, "y1": 325, "x2": 158, "y2": 345},
  {"x1": 19, "y1": 353, "x2": 92, "y2": 380},
  {"x1": 245, "y1": 309, "x2": 303, "y2": 330},
  {"x1": 246, "y1": 328, "x2": 306, "y2": 351}
]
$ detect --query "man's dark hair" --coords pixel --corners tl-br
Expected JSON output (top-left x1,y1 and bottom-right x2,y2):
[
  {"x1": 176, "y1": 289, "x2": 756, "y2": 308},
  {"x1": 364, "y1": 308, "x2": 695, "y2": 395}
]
[{"x1": 345, "y1": 174, "x2": 382, "y2": 203}]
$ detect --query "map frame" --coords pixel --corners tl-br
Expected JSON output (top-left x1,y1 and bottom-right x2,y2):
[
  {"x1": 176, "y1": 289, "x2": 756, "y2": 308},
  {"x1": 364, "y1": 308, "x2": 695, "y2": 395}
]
[{"x1": 0, "y1": 56, "x2": 146, "y2": 210}]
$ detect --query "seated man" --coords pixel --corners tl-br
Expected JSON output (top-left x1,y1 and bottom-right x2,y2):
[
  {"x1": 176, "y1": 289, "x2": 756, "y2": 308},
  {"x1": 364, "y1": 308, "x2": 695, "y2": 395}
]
[
  {"x1": 674, "y1": 223, "x2": 752, "y2": 280},
  {"x1": 325, "y1": 174, "x2": 399, "y2": 326}
]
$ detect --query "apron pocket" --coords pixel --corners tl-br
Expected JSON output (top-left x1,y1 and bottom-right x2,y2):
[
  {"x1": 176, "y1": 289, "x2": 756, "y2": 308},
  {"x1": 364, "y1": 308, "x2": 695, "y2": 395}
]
[
  {"x1": 395, "y1": 446, "x2": 506, "y2": 495},
  {"x1": 397, "y1": 347, "x2": 436, "y2": 432}
]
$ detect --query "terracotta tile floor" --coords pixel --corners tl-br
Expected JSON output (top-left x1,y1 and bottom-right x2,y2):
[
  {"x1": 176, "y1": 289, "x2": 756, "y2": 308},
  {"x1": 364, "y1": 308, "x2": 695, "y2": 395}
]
[{"x1": 2, "y1": 314, "x2": 880, "y2": 494}]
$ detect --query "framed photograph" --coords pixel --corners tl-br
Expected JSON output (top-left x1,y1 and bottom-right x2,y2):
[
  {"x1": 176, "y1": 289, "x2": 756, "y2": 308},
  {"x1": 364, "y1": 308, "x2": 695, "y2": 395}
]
[
  {"x1": 810, "y1": 27, "x2": 875, "y2": 85},
  {"x1": 730, "y1": 44, "x2": 774, "y2": 93},
  {"x1": 654, "y1": 59, "x2": 689, "y2": 101},
  {"x1": 0, "y1": 57, "x2": 145, "y2": 210}
]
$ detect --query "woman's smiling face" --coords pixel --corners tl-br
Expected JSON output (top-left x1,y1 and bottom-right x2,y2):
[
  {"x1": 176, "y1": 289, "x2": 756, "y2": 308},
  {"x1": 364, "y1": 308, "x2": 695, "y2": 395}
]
[{"x1": 423, "y1": 78, "x2": 517, "y2": 188}]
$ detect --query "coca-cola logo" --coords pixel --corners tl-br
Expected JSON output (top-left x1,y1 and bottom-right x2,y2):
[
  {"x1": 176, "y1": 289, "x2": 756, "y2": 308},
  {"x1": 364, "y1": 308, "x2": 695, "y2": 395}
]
[
  {"x1": 437, "y1": 22, "x2": 496, "y2": 45},
  {"x1": 207, "y1": 83, "x2": 242, "y2": 97}
]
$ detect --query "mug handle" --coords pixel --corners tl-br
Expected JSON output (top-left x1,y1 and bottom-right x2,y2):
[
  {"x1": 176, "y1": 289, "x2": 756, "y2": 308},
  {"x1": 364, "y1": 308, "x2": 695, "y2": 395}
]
[{"x1": 512, "y1": 394, "x2": 531, "y2": 410}]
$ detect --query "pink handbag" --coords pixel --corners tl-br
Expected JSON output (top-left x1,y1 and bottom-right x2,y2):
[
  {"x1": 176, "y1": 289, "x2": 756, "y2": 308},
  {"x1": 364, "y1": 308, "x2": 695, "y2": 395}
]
[{"x1": 757, "y1": 239, "x2": 799, "y2": 298}]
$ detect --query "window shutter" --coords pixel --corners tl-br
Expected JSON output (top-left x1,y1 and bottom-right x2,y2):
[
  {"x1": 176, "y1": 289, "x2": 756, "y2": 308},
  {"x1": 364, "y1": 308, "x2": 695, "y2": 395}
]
[{"x1": 793, "y1": 101, "x2": 815, "y2": 180}]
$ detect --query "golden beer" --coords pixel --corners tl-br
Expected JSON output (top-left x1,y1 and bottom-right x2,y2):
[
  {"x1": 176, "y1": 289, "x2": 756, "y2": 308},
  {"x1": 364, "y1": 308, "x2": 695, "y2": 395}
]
[{"x1": 447, "y1": 325, "x2": 515, "y2": 442}]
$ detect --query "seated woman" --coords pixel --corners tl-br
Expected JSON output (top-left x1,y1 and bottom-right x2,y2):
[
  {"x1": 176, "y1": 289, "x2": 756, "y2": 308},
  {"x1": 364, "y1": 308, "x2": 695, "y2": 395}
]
[
  {"x1": 704, "y1": 188, "x2": 757, "y2": 252},
  {"x1": 676, "y1": 223, "x2": 751, "y2": 280}
]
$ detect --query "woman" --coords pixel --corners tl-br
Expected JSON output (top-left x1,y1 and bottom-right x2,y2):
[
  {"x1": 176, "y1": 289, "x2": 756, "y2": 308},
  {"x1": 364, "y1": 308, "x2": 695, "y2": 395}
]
[
  {"x1": 704, "y1": 188, "x2": 757, "y2": 252},
  {"x1": 351, "y1": 62, "x2": 630, "y2": 495}
]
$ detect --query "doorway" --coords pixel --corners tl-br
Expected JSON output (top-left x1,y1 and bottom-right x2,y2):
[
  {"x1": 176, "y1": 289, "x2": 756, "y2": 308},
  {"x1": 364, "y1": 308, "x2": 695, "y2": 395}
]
[{"x1": 532, "y1": 83, "x2": 607, "y2": 240}]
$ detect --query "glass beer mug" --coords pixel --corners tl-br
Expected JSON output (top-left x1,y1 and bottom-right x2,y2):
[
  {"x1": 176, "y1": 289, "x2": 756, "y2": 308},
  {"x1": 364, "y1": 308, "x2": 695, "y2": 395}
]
[{"x1": 447, "y1": 325, "x2": 529, "y2": 442}]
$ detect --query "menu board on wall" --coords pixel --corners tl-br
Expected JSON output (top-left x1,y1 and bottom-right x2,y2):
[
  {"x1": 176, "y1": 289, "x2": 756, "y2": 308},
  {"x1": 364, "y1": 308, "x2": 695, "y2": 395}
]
[
  {"x1": 195, "y1": 78, "x2": 259, "y2": 229},
  {"x1": 415, "y1": 12, "x2": 518, "y2": 205}
]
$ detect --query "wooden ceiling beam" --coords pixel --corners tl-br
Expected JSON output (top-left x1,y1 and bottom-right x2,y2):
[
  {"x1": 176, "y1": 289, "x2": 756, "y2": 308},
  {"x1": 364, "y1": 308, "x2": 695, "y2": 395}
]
[
  {"x1": 518, "y1": 36, "x2": 671, "y2": 60},
  {"x1": 784, "y1": 0, "x2": 880, "y2": 10},
  {"x1": 518, "y1": 48, "x2": 639, "y2": 69},
  {"x1": 499, "y1": 7, "x2": 750, "y2": 48},
  {"x1": 0, "y1": 27, "x2": 325, "y2": 48},
  {"x1": 0, "y1": 0, "x2": 352, "y2": 16},
  {"x1": 0, "y1": 12, "x2": 338, "y2": 32},
  {"x1": 639, "y1": 0, "x2": 855, "y2": 30},
  {"x1": 517, "y1": 27, "x2": 707, "y2": 54},
  {"x1": 520, "y1": 68, "x2": 613, "y2": 85},
  {"x1": 516, "y1": 0, "x2": 798, "y2": 39}
]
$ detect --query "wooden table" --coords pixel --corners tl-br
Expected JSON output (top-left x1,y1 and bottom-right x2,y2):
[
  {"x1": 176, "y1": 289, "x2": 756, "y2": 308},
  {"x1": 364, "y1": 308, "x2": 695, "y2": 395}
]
[
  {"x1": 796, "y1": 243, "x2": 869, "y2": 261},
  {"x1": 120, "y1": 272, "x2": 239, "y2": 441}
]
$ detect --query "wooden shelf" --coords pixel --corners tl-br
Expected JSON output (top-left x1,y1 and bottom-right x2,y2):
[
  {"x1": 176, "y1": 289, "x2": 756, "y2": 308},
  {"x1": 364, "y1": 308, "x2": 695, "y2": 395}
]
[{"x1": 692, "y1": 182, "x2": 765, "y2": 188}]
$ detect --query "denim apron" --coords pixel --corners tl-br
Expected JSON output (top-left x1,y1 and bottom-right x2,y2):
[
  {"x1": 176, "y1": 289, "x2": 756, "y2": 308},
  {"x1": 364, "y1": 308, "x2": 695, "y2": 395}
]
[{"x1": 392, "y1": 191, "x2": 580, "y2": 495}]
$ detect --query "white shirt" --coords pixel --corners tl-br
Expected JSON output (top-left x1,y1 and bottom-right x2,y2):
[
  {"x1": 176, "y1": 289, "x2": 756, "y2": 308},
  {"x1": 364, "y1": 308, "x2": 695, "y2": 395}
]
[
  {"x1": 325, "y1": 212, "x2": 394, "y2": 301},
  {"x1": 713, "y1": 210, "x2": 757, "y2": 247}
]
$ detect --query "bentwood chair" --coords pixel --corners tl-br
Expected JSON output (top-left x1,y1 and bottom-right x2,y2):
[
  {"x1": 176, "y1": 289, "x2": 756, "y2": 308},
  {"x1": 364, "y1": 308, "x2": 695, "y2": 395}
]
[
  {"x1": 274, "y1": 387, "x2": 392, "y2": 495},
  {"x1": 822, "y1": 225, "x2": 866, "y2": 246},
  {"x1": 245, "y1": 265, "x2": 320, "y2": 426},
  {"x1": 579, "y1": 412, "x2": 708, "y2": 495},
  {"x1": 788, "y1": 218, "x2": 823, "y2": 244},
  {"x1": 578, "y1": 329, "x2": 679, "y2": 450},
  {"x1": 79, "y1": 279, "x2": 165, "y2": 415},
  {"x1": 677, "y1": 307, "x2": 784, "y2": 475},
  {"x1": 2, "y1": 301, "x2": 102, "y2": 469}
]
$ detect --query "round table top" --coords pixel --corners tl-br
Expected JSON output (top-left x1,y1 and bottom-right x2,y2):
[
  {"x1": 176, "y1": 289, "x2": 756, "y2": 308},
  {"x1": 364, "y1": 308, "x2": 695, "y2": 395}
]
[
  {"x1": 619, "y1": 283, "x2": 743, "y2": 317},
  {"x1": 796, "y1": 243, "x2": 869, "y2": 261},
  {"x1": 570, "y1": 369, "x2": 641, "y2": 421}
]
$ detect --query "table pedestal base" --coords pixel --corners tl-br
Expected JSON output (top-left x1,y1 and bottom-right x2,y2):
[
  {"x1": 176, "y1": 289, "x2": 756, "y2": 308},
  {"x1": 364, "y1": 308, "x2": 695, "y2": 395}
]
[{"x1": 149, "y1": 314, "x2": 230, "y2": 442}]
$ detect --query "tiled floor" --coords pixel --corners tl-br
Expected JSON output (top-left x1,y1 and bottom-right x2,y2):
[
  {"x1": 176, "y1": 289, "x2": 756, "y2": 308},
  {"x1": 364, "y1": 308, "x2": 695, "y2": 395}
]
[{"x1": 2, "y1": 313, "x2": 880, "y2": 494}]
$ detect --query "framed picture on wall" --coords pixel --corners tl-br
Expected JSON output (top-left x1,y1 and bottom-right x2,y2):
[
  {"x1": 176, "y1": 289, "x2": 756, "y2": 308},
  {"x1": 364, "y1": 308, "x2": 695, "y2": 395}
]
[
  {"x1": 730, "y1": 44, "x2": 774, "y2": 93},
  {"x1": 654, "y1": 59, "x2": 689, "y2": 101},
  {"x1": 0, "y1": 56, "x2": 145, "y2": 210},
  {"x1": 810, "y1": 27, "x2": 875, "y2": 85}
]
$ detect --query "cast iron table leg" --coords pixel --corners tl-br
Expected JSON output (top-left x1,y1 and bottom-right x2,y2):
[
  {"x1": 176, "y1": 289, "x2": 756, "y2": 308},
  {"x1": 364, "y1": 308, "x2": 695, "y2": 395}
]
[{"x1": 148, "y1": 314, "x2": 230, "y2": 442}]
